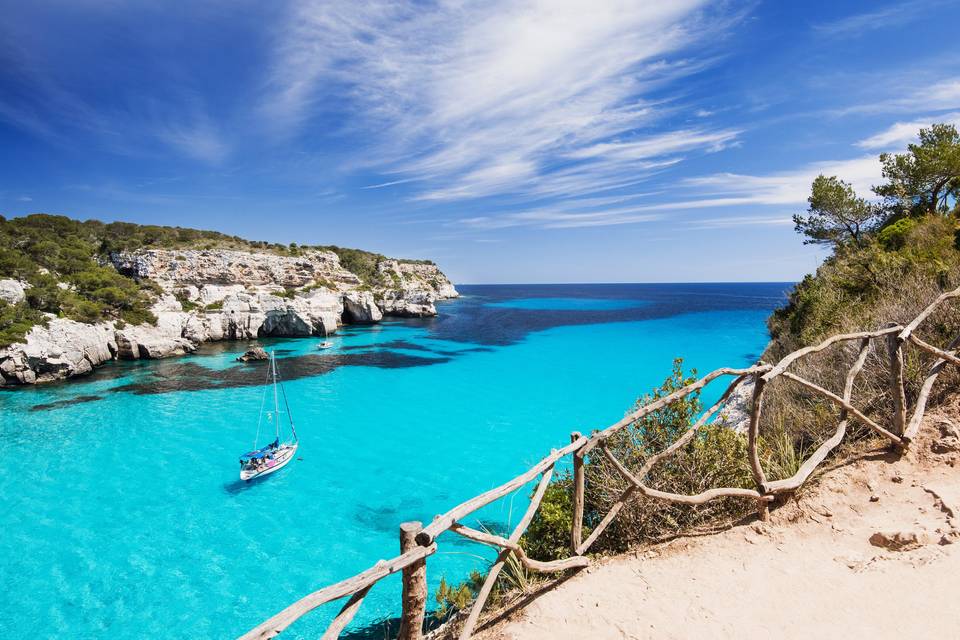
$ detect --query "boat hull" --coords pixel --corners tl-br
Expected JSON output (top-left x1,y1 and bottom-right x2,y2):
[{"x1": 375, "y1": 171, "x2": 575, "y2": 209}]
[{"x1": 240, "y1": 443, "x2": 298, "y2": 481}]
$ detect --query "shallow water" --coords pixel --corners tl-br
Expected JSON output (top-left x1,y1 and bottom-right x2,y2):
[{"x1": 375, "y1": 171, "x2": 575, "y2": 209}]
[{"x1": 0, "y1": 283, "x2": 790, "y2": 638}]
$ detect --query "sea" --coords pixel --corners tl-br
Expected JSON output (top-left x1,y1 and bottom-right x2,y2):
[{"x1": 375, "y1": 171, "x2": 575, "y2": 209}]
[{"x1": 0, "y1": 282, "x2": 791, "y2": 639}]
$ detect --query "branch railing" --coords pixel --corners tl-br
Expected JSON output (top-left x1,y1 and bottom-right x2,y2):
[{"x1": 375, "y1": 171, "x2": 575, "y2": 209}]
[{"x1": 239, "y1": 286, "x2": 960, "y2": 640}]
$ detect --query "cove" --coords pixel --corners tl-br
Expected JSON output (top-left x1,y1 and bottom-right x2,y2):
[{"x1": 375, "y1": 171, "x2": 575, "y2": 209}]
[{"x1": 0, "y1": 283, "x2": 790, "y2": 638}]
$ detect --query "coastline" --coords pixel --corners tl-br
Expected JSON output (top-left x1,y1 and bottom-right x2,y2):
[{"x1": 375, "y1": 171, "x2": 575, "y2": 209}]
[{"x1": 0, "y1": 247, "x2": 458, "y2": 387}]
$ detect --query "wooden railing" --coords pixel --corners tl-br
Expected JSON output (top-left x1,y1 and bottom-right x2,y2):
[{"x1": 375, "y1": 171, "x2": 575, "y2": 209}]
[{"x1": 239, "y1": 286, "x2": 960, "y2": 640}]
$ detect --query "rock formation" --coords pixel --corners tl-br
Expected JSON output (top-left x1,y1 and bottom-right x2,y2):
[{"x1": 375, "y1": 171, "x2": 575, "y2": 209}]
[
  {"x1": 237, "y1": 347, "x2": 268, "y2": 362},
  {"x1": 0, "y1": 318, "x2": 117, "y2": 384},
  {"x1": 0, "y1": 248, "x2": 457, "y2": 386}
]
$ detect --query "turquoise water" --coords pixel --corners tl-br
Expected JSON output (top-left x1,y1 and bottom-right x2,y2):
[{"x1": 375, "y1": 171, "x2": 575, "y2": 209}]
[
  {"x1": 0, "y1": 283, "x2": 789, "y2": 639},
  {"x1": 484, "y1": 297, "x2": 646, "y2": 310}
]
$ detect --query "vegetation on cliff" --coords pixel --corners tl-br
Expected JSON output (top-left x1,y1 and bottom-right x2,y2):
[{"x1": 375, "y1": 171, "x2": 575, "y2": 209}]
[
  {"x1": 0, "y1": 214, "x2": 437, "y2": 348},
  {"x1": 0, "y1": 215, "x2": 161, "y2": 345}
]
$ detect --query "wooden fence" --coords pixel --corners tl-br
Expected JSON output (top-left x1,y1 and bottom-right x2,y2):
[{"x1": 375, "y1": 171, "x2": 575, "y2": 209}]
[{"x1": 239, "y1": 286, "x2": 960, "y2": 640}]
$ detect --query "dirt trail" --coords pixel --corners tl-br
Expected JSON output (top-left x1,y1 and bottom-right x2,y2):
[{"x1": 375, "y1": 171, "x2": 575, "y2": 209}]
[{"x1": 479, "y1": 407, "x2": 960, "y2": 640}]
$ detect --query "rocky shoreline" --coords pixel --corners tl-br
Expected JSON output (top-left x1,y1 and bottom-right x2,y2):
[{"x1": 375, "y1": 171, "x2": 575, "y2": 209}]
[{"x1": 0, "y1": 248, "x2": 457, "y2": 386}]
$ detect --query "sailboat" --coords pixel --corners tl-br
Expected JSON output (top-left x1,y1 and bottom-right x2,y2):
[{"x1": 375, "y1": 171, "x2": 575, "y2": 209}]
[{"x1": 239, "y1": 351, "x2": 299, "y2": 481}]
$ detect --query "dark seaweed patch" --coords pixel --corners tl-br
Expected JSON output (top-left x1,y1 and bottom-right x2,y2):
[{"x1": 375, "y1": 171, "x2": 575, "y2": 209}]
[
  {"x1": 354, "y1": 505, "x2": 401, "y2": 534},
  {"x1": 340, "y1": 339, "x2": 434, "y2": 353},
  {"x1": 426, "y1": 282, "x2": 792, "y2": 346},
  {"x1": 30, "y1": 394, "x2": 103, "y2": 412},
  {"x1": 107, "y1": 351, "x2": 452, "y2": 395}
]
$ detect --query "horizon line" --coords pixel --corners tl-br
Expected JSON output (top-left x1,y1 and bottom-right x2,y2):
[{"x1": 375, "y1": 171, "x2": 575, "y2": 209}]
[{"x1": 452, "y1": 280, "x2": 797, "y2": 286}]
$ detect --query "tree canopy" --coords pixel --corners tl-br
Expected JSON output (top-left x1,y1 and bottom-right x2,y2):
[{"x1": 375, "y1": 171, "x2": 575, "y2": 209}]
[
  {"x1": 793, "y1": 175, "x2": 877, "y2": 248},
  {"x1": 874, "y1": 123, "x2": 960, "y2": 217}
]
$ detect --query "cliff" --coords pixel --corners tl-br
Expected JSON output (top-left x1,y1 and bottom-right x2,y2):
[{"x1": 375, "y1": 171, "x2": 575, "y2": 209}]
[{"x1": 0, "y1": 247, "x2": 457, "y2": 386}]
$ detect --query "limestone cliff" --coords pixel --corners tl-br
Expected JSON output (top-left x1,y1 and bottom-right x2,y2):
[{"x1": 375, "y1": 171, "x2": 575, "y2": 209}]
[{"x1": 0, "y1": 248, "x2": 457, "y2": 386}]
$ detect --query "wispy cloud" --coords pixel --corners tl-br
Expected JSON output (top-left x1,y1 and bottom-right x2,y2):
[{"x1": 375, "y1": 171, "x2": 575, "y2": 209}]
[
  {"x1": 264, "y1": 0, "x2": 744, "y2": 202},
  {"x1": 157, "y1": 115, "x2": 230, "y2": 164},
  {"x1": 680, "y1": 155, "x2": 883, "y2": 205},
  {"x1": 813, "y1": 1, "x2": 939, "y2": 37},
  {"x1": 451, "y1": 153, "x2": 885, "y2": 230},
  {"x1": 458, "y1": 207, "x2": 664, "y2": 230},
  {"x1": 362, "y1": 178, "x2": 418, "y2": 190},
  {"x1": 856, "y1": 111, "x2": 960, "y2": 149},
  {"x1": 834, "y1": 77, "x2": 960, "y2": 117},
  {"x1": 0, "y1": 32, "x2": 230, "y2": 164},
  {"x1": 683, "y1": 214, "x2": 793, "y2": 230}
]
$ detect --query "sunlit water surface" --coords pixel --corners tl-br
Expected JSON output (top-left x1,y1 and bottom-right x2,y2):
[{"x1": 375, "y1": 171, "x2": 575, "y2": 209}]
[{"x1": 0, "y1": 283, "x2": 790, "y2": 638}]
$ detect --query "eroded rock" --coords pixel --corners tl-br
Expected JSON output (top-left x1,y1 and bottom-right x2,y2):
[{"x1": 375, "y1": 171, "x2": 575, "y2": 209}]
[
  {"x1": 342, "y1": 291, "x2": 383, "y2": 323},
  {"x1": 237, "y1": 347, "x2": 268, "y2": 362}
]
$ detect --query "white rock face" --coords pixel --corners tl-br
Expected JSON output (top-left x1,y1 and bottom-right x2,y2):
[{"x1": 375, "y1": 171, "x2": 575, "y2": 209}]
[
  {"x1": 115, "y1": 323, "x2": 196, "y2": 360},
  {"x1": 0, "y1": 279, "x2": 27, "y2": 305},
  {"x1": 0, "y1": 318, "x2": 117, "y2": 385},
  {"x1": 0, "y1": 248, "x2": 458, "y2": 386},
  {"x1": 716, "y1": 375, "x2": 756, "y2": 434},
  {"x1": 374, "y1": 260, "x2": 459, "y2": 317},
  {"x1": 111, "y1": 248, "x2": 360, "y2": 288},
  {"x1": 342, "y1": 291, "x2": 383, "y2": 323}
]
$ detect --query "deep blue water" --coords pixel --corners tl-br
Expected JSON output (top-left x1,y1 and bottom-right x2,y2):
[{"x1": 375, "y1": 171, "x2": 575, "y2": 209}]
[{"x1": 0, "y1": 283, "x2": 790, "y2": 639}]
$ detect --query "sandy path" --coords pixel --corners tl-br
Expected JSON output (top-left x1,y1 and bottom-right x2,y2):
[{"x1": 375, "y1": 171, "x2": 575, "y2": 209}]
[{"x1": 479, "y1": 413, "x2": 960, "y2": 640}]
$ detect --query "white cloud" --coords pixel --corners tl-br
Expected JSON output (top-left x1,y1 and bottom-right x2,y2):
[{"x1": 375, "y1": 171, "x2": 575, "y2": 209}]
[
  {"x1": 680, "y1": 155, "x2": 883, "y2": 205},
  {"x1": 158, "y1": 117, "x2": 230, "y2": 164},
  {"x1": 683, "y1": 214, "x2": 793, "y2": 230},
  {"x1": 813, "y1": 1, "x2": 931, "y2": 37},
  {"x1": 565, "y1": 128, "x2": 740, "y2": 161},
  {"x1": 264, "y1": 0, "x2": 742, "y2": 201},
  {"x1": 452, "y1": 154, "x2": 886, "y2": 230},
  {"x1": 926, "y1": 80, "x2": 960, "y2": 110},
  {"x1": 17, "y1": 195, "x2": 33, "y2": 202},
  {"x1": 837, "y1": 77, "x2": 960, "y2": 116},
  {"x1": 856, "y1": 112, "x2": 960, "y2": 149}
]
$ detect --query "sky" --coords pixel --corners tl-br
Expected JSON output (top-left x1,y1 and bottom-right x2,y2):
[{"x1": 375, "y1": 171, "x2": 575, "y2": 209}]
[{"x1": 2, "y1": 0, "x2": 960, "y2": 284}]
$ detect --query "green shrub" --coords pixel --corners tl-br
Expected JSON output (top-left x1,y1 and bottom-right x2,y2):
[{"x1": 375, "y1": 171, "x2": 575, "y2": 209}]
[
  {"x1": 877, "y1": 218, "x2": 917, "y2": 250},
  {"x1": 433, "y1": 572, "x2": 485, "y2": 621},
  {"x1": 520, "y1": 476, "x2": 575, "y2": 561},
  {"x1": 522, "y1": 360, "x2": 753, "y2": 561},
  {"x1": 0, "y1": 300, "x2": 46, "y2": 347},
  {"x1": 174, "y1": 289, "x2": 199, "y2": 312}
]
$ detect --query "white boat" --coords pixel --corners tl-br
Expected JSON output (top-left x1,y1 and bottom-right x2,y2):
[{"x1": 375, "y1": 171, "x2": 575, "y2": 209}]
[
  {"x1": 239, "y1": 351, "x2": 299, "y2": 481},
  {"x1": 240, "y1": 441, "x2": 298, "y2": 481},
  {"x1": 318, "y1": 341, "x2": 334, "y2": 350}
]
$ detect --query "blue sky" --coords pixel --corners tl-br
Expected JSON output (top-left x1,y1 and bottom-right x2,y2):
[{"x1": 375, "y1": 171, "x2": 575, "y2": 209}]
[{"x1": 2, "y1": 0, "x2": 959, "y2": 283}]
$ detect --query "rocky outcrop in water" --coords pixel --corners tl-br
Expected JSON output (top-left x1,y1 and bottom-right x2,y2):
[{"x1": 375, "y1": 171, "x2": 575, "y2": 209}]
[
  {"x1": 0, "y1": 247, "x2": 457, "y2": 386},
  {"x1": 237, "y1": 347, "x2": 268, "y2": 362}
]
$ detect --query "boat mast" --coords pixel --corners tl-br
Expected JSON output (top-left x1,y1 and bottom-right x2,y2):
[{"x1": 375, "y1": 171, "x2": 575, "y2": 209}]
[{"x1": 271, "y1": 351, "x2": 280, "y2": 440}]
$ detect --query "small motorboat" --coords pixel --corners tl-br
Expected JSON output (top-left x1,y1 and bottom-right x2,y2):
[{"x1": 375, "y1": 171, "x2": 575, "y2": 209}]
[
  {"x1": 239, "y1": 351, "x2": 299, "y2": 481},
  {"x1": 318, "y1": 341, "x2": 334, "y2": 350}
]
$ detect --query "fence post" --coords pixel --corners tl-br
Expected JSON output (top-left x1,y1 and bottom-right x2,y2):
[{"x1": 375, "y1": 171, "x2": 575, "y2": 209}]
[
  {"x1": 398, "y1": 522, "x2": 427, "y2": 640},
  {"x1": 886, "y1": 323, "x2": 908, "y2": 437},
  {"x1": 570, "y1": 431, "x2": 585, "y2": 554}
]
